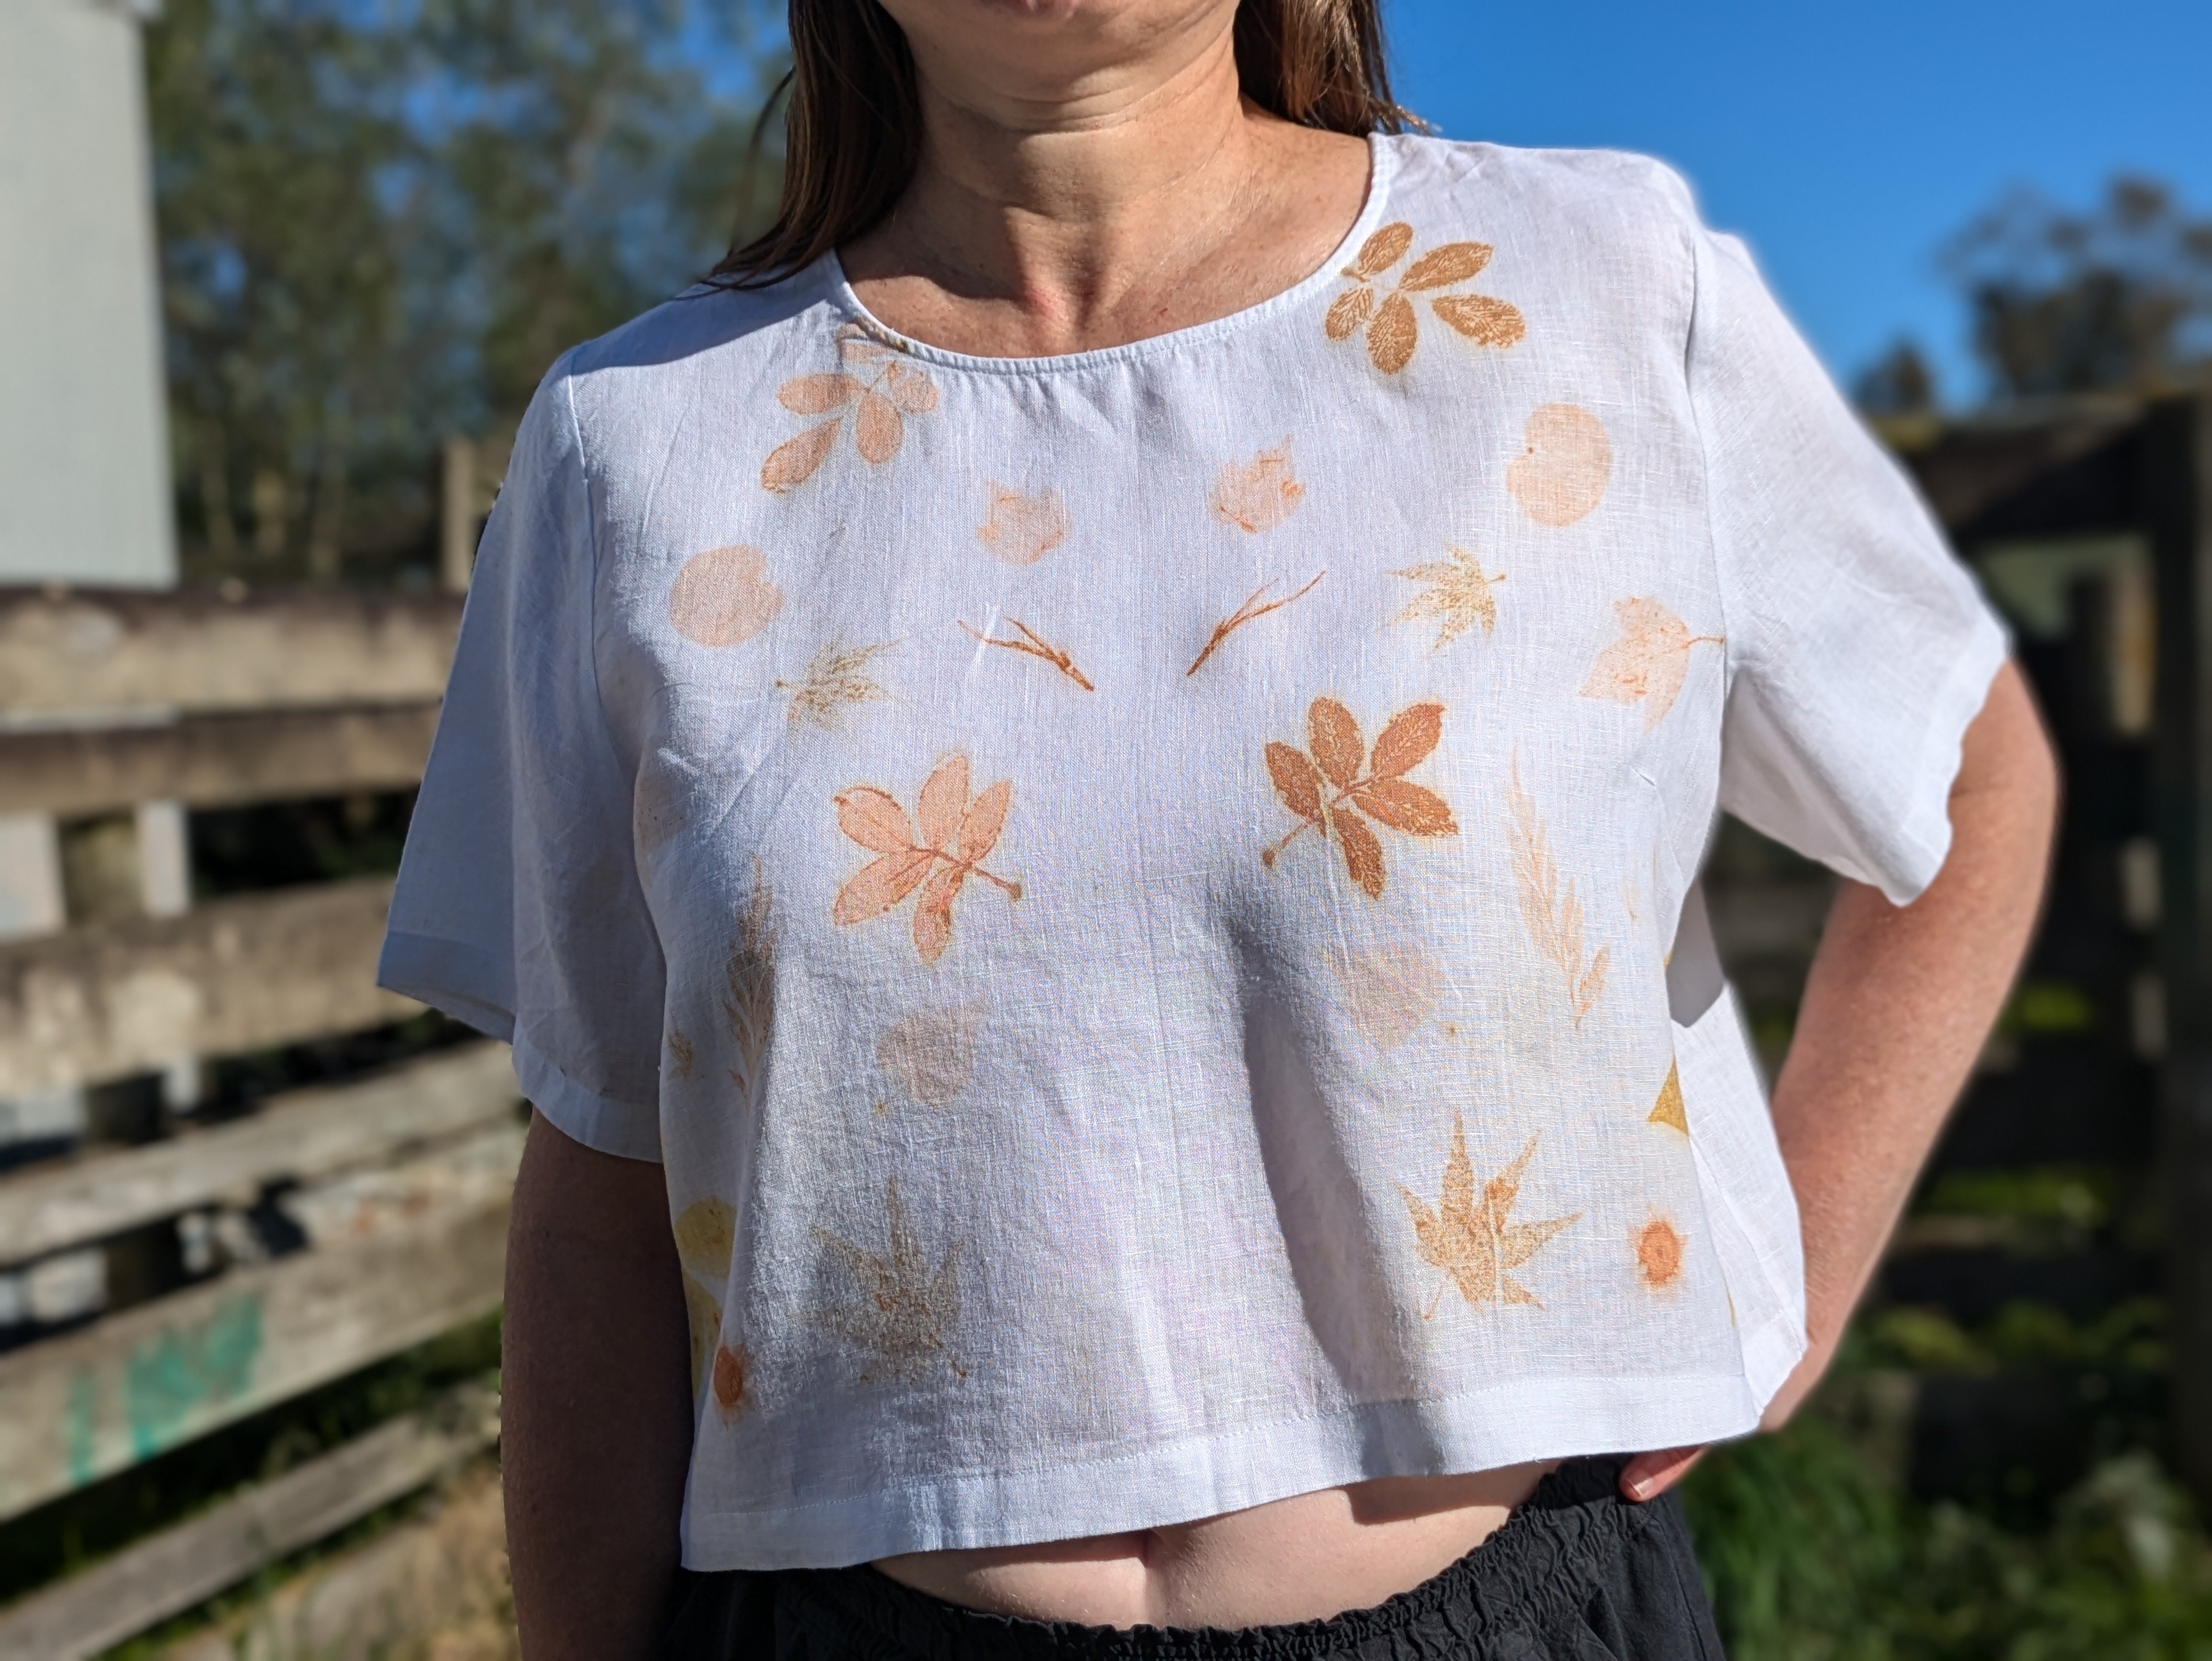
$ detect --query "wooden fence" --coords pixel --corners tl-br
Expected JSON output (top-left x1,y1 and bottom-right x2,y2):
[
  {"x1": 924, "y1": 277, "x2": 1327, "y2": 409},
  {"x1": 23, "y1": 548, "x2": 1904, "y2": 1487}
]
[{"x1": 0, "y1": 584, "x2": 516, "y2": 1660}]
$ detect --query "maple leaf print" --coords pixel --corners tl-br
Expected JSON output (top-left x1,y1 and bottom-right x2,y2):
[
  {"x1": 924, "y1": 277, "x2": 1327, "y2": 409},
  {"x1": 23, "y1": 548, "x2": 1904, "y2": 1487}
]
[
  {"x1": 1648, "y1": 1061, "x2": 1689, "y2": 1134},
  {"x1": 1507, "y1": 404, "x2": 1612, "y2": 528},
  {"x1": 1262, "y1": 698, "x2": 1459, "y2": 900},
  {"x1": 811, "y1": 1176, "x2": 965, "y2": 1382},
  {"x1": 1390, "y1": 546, "x2": 1505, "y2": 653},
  {"x1": 1334, "y1": 939, "x2": 1446, "y2": 1048},
  {"x1": 1326, "y1": 222, "x2": 1526, "y2": 374},
  {"x1": 668, "y1": 545, "x2": 784, "y2": 647},
  {"x1": 1211, "y1": 441, "x2": 1305, "y2": 532},
  {"x1": 1635, "y1": 1219, "x2": 1686, "y2": 1289},
  {"x1": 1507, "y1": 757, "x2": 1610, "y2": 1027},
  {"x1": 877, "y1": 1003, "x2": 983, "y2": 1107},
  {"x1": 1400, "y1": 1116, "x2": 1578, "y2": 1316},
  {"x1": 777, "y1": 639, "x2": 899, "y2": 731},
  {"x1": 760, "y1": 324, "x2": 939, "y2": 492},
  {"x1": 959, "y1": 618, "x2": 1094, "y2": 690},
  {"x1": 976, "y1": 484, "x2": 1071, "y2": 565},
  {"x1": 831, "y1": 753, "x2": 1023, "y2": 963},
  {"x1": 1186, "y1": 571, "x2": 1325, "y2": 676},
  {"x1": 1579, "y1": 598, "x2": 1724, "y2": 729},
  {"x1": 724, "y1": 865, "x2": 776, "y2": 1106}
]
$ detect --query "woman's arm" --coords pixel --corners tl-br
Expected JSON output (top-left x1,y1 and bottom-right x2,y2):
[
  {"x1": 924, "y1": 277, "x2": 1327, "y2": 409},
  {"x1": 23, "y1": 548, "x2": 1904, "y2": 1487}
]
[
  {"x1": 504, "y1": 1113, "x2": 696, "y2": 1659},
  {"x1": 1624, "y1": 658, "x2": 2060, "y2": 1500}
]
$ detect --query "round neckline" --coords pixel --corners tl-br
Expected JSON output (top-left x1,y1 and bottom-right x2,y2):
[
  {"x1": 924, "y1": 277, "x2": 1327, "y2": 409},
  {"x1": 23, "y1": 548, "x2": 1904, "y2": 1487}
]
[{"x1": 820, "y1": 133, "x2": 1400, "y2": 377}]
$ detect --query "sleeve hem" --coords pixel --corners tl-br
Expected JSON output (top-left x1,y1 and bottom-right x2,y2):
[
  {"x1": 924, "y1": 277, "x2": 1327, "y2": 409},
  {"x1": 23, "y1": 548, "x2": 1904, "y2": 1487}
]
[
  {"x1": 1883, "y1": 612, "x2": 2012, "y2": 907},
  {"x1": 513, "y1": 1030, "x2": 664, "y2": 1163},
  {"x1": 377, "y1": 930, "x2": 517, "y2": 1044}
]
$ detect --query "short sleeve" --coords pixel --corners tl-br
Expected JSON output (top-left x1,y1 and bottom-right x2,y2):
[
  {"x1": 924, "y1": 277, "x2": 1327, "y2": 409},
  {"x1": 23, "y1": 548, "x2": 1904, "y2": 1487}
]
[
  {"x1": 1692, "y1": 224, "x2": 2010, "y2": 905},
  {"x1": 378, "y1": 360, "x2": 667, "y2": 1161}
]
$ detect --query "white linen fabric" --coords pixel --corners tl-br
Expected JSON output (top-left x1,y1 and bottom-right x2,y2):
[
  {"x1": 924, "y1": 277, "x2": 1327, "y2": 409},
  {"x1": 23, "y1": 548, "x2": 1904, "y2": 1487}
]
[{"x1": 379, "y1": 135, "x2": 2008, "y2": 1570}]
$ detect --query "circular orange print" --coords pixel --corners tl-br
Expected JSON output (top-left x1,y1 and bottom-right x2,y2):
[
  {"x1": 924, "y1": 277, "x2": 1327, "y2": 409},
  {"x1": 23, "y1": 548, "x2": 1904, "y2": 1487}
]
[
  {"x1": 1506, "y1": 404, "x2": 1611, "y2": 527},
  {"x1": 669, "y1": 544, "x2": 784, "y2": 647}
]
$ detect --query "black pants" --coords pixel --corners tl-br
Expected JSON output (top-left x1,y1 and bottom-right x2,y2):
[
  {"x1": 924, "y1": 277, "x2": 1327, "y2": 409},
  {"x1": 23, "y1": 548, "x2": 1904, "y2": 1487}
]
[{"x1": 662, "y1": 1458, "x2": 1725, "y2": 1660}]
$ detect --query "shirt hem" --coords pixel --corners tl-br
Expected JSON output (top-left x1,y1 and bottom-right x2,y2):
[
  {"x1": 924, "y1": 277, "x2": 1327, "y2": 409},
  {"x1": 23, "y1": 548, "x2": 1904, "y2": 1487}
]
[
  {"x1": 1883, "y1": 610, "x2": 2012, "y2": 906},
  {"x1": 376, "y1": 929, "x2": 517, "y2": 1044},
  {"x1": 677, "y1": 1371, "x2": 1759, "y2": 1570},
  {"x1": 511, "y1": 1030, "x2": 664, "y2": 1163}
]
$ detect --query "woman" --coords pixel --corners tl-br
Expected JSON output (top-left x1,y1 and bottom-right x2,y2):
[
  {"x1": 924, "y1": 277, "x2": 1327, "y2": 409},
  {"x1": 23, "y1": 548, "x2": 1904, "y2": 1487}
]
[{"x1": 380, "y1": 0, "x2": 2057, "y2": 1654}]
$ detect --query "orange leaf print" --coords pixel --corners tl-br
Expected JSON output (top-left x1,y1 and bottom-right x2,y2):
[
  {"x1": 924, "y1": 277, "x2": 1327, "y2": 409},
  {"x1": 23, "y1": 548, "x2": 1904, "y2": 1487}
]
[
  {"x1": 1400, "y1": 1118, "x2": 1578, "y2": 1315},
  {"x1": 777, "y1": 373, "x2": 862, "y2": 415},
  {"x1": 762, "y1": 420, "x2": 841, "y2": 492},
  {"x1": 877, "y1": 1003, "x2": 982, "y2": 1107},
  {"x1": 976, "y1": 484, "x2": 1070, "y2": 565},
  {"x1": 1333, "y1": 939, "x2": 1446, "y2": 1048},
  {"x1": 1262, "y1": 698, "x2": 1459, "y2": 898},
  {"x1": 1369, "y1": 702, "x2": 1444, "y2": 780},
  {"x1": 831, "y1": 754, "x2": 1022, "y2": 962},
  {"x1": 812, "y1": 1175, "x2": 964, "y2": 1382},
  {"x1": 1507, "y1": 404, "x2": 1611, "y2": 527},
  {"x1": 1636, "y1": 1219, "x2": 1686, "y2": 1289},
  {"x1": 1402, "y1": 242, "x2": 1492, "y2": 291},
  {"x1": 1508, "y1": 757, "x2": 1610, "y2": 1027},
  {"x1": 777, "y1": 639, "x2": 898, "y2": 731},
  {"x1": 1368, "y1": 293, "x2": 1418, "y2": 374},
  {"x1": 915, "y1": 753, "x2": 969, "y2": 851},
  {"x1": 1348, "y1": 221, "x2": 1414, "y2": 278},
  {"x1": 960, "y1": 617, "x2": 1095, "y2": 691},
  {"x1": 1308, "y1": 698, "x2": 1364, "y2": 789},
  {"x1": 1186, "y1": 571, "x2": 1324, "y2": 676},
  {"x1": 1351, "y1": 778, "x2": 1458, "y2": 837},
  {"x1": 668, "y1": 545, "x2": 784, "y2": 647},
  {"x1": 1432, "y1": 294, "x2": 1527, "y2": 348},
  {"x1": 1579, "y1": 598, "x2": 1723, "y2": 729},
  {"x1": 1391, "y1": 546, "x2": 1505, "y2": 653},
  {"x1": 1327, "y1": 223, "x2": 1525, "y2": 373},
  {"x1": 1648, "y1": 1061, "x2": 1689, "y2": 1133},
  {"x1": 832, "y1": 849, "x2": 937, "y2": 925},
  {"x1": 712, "y1": 1340, "x2": 753, "y2": 1418},
  {"x1": 1265, "y1": 742, "x2": 1325, "y2": 827},
  {"x1": 762, "y1": 328, "x2": 937, "y2": 491},
  {"x1": 1211, "y1": 440, "x2": 1305, "y2": 533},
  {"x1": 835, "y1": 786, "x2": 915, "y2": 854},
  {"x1": 1336, "y1": 810, "x2": 1386, "y2": 899}
]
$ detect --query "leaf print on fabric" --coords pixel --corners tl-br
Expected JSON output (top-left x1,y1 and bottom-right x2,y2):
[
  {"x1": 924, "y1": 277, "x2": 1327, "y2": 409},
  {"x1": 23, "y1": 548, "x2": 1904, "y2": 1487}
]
[
  {"x1": 1507, "y1": 757, "x2": 1610, "y2": 1027},
  {"x1": 959, "y1": 618, "x2": 1094, "y2": 690},
  {"x1": 876, "y1": 1003, "x2": 983, "y2": 1107},
  {"x1": 724, "y1": 864, "x2": 776, "y2": 1106},
  {"x1": 1262, "y1": 698, "x2": 1459, "y2": 900},
  {"x1": 1187, "y1": 571, "x2": 1325, "y2": 676},
  {"x1": 1507, "y1": 404, "x2": 1613, "y2": 527},
  {"x1": 832, "y1": 755, "x2": 1023, "y2": 963},
  {"x1": 1391, "y1": 547, "x2": 1504, "y2": 653},
  {"x1": 674, "y1": 1196, "x2": 736, "y2": 1402},
  {"x1": 666, "y1": 1027, "x2": 694, "y2": 1081},
  {"x1": 711, "y1": 1340, "x2": 753, "y2": 1420},
  {"x1": 976, "y1": 484, "x2": 1071, "y2": 565},
  {"x1": 1648, "y1": 1061, "x2": 1689, "y2": 1134},
  {"x1": 633, "y1": 753, "x2": 690, "y2": 853},
  {"x1": 1400, "y1": 1116, "x2": 1578, "y2": 1316},
  {"x1": 1327, "y1": 222, "x2": 1526, "y2": 373},
  {"x1": 760, "y1": 324, "x2": 938, "y2": 493},
  {"x1": 1211, "y1": 441, "x2": 1305, "y2": 533},
  {"x1": 1579, "y1": 598, "x2": 1724, "y2": 729},
  {"x1": 668, "y1": 545, "x2": 784, "y2": 647},
  {"x1": 1636, "y1": 1219, "x2": 1686, "y2": 1289},
  {"x1": 812, "y1": 1176, "x2": 965, "y2": 1382},
  {"x1": 777, "y1": 640, "x2": 898, "y2": 731},
  {"x1": 1334, "y1": 940, "x2": 1446, "y2": 1048}
]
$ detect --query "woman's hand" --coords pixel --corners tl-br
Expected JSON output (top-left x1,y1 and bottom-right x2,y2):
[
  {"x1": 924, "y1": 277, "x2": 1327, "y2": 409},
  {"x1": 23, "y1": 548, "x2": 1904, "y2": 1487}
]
[
  {"x1": 504, "y1": 1113, "x2": 695, "y2": 1659},
  {"x1": 1620, "y1": 659, "x2": 2059, "y2": 1505}
]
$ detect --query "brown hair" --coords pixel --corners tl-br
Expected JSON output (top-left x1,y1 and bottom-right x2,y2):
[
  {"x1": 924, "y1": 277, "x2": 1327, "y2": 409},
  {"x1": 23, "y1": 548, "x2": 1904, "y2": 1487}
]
[{"x1": 710, "y1": 0, "x2": 1412, "y2": 289}]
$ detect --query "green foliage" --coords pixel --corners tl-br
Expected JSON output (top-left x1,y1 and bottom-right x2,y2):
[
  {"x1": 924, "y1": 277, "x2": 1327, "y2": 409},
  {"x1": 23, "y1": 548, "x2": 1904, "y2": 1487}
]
[
  {"x1": 148, "y1": 0, "x2": 783, "y2": 585},
  {"x1": 1688, "y1": 1418, "x2": 2212, "y2": 1661}
]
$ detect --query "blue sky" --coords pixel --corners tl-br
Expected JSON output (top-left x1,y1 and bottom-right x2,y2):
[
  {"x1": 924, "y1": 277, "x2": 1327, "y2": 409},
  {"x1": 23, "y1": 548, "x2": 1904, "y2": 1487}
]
[{"x1": 1387, "y1": 0, "x2": 2212, "y2": 406}]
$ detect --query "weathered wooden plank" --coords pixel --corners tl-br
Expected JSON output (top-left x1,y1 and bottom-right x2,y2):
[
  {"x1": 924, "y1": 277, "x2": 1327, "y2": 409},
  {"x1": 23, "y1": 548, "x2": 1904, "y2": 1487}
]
[
  {"x1": 0, "y1": 1383, "x2": 499, "y2": 1661},
  {"x1": 0, "y1": 1042, "x2": 516, "y2": 1264},
  {"x1": 0, "y1": 1191, "x2": 508, "y2": 1519},
  {"x1": 0, "y1": 587, "x2": 462, "y2": 722},
  {"x1": 0, "y1": 701, "x2": 439, "y2": 817},
  {"x1": 0, "y1": 876, "x2": 414, "y2": 1096}
]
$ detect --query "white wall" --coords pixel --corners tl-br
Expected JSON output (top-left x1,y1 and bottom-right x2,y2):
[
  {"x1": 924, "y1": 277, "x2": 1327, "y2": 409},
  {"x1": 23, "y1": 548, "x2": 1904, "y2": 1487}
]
[{"x1": 0, "y1": 0, "x2": 175, "y2": 588}]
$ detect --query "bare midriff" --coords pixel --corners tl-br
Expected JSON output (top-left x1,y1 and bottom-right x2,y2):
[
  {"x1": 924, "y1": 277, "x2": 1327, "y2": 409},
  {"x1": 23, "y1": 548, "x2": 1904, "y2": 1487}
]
[{"x1": 872, "y1": 1461, "x2": 1558, "y2": 1631}]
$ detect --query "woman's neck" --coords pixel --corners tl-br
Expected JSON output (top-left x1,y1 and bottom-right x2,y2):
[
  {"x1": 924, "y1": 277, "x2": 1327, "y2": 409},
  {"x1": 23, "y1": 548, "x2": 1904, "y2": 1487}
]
[{"x1": 839, "y1": 19, "x2": 1371, "y2": 359}]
